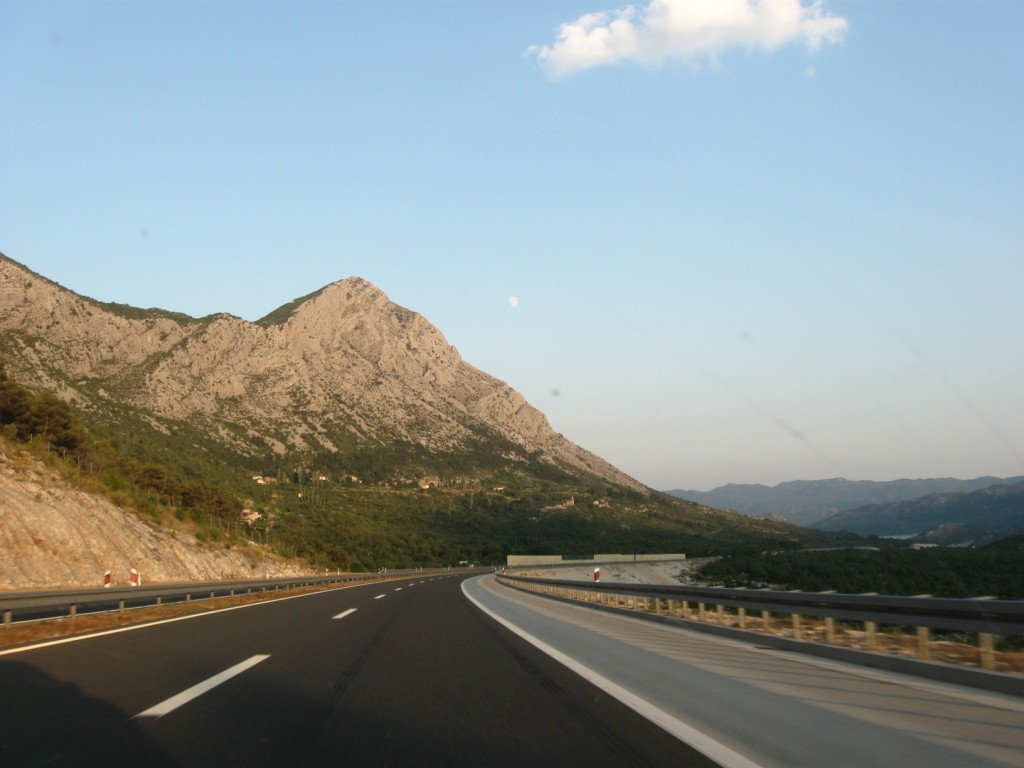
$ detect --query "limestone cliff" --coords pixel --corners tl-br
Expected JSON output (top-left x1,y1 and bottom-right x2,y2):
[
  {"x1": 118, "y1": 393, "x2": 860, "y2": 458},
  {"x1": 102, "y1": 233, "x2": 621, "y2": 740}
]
[{"x1": 0, "y1": 254, "x2": 644, "y2": 491}]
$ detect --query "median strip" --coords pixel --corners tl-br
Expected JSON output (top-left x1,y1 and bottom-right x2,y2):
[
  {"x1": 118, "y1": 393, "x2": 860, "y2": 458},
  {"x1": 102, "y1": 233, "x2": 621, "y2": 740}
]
[{"x1": 136, "y1": 655, "x2": 270, "y2": 718}]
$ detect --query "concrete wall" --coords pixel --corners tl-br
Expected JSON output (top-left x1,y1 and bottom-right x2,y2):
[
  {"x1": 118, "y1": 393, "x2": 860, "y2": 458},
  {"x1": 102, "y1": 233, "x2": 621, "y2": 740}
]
[
  {"x1": 592, "y1": 553, "x2": 686, "y2": 563},
  {"x1": 506, "y1": 555, "x2": 565, "y2": 567},
  {"x1": 506, "y1": 553, "x2": 685, "y2": 567}
]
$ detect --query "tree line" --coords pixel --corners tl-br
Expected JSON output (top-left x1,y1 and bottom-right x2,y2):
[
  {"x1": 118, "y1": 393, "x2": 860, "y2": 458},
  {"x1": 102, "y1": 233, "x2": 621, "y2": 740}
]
[
  {"x1": 697, "y1": 546, "x2": 1024, "y2": 599},
  {"x1": 0, "y1": 359, "x2": 233, "y2": 523}
]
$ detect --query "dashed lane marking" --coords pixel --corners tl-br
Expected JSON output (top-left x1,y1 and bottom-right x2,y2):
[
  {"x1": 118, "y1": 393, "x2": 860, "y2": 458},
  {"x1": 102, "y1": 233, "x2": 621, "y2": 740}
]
[{"x1": 136, "y1": 655, "x2": 270, "y2": 718}]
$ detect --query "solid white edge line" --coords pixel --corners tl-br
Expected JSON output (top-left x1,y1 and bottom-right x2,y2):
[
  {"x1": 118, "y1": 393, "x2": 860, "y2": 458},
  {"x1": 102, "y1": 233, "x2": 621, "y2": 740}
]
[
  {"x1": 0, "y1": 579, "x2": 398, "y2": 658},
  {"x1": 136, "y1": 654, "x2": 270, "y2": 718},
  {"x1": 461, "y1": 579, "x2": 765, "y2": 768},
  {"x1": 332, "y1": 608, "x2": 358, "y2": 620}
]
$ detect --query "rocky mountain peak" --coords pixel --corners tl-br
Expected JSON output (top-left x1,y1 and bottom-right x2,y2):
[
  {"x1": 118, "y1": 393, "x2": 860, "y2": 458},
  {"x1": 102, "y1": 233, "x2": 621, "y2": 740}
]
[{"x1": 0, "y1": 254, "x2": 645, "y2": 492}]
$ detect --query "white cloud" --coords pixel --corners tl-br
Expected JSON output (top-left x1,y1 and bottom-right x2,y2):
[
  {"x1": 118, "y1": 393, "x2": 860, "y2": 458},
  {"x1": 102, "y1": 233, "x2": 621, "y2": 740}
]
[{"x1": 528, "y1": 0, "x2": 849, "y2": 78}]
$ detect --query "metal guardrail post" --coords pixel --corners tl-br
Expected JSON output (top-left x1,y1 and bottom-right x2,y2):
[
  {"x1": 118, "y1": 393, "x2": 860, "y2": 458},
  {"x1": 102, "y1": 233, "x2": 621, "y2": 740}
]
[
  {"x1": 494, "y1": 573, "x2": 1024, "y2": 680},
  {"x1": 979, "y1": 633, "x2": 996, "y2": 671},
  {"x1": 917, "y1": 626, "x2": 931, "y2": 660},
  {"x1": 3, "y1": 610, "x2": 10, "y2": 628},
  {"x1": 865, "y1": 620, "x2": 877, "y2": 651}
]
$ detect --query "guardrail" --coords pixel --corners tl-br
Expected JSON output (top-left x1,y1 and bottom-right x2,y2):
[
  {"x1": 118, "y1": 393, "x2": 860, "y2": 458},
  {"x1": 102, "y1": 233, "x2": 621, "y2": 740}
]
[
  {"x1": 496, "y1": 573, "x2": 1024, "y2": 676},
  {"x1": 0, "y1": 567, "x2": 472, "y2": 626}
]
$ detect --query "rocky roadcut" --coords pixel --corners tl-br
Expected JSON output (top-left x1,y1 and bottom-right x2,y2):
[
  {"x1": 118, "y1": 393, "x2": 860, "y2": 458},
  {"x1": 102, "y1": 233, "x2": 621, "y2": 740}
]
[{"x1": 0, "y1": 448, "x2": 303, "y2": 590}]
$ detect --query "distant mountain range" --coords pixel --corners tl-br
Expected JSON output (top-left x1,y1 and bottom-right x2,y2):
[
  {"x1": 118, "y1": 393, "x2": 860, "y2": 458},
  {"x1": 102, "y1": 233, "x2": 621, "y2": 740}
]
[
  {"x1": 667, "y1": 476, "x2": 1024, "y2": 527},
  {"x1": 809, "y1": 481, "x2": 1024, "y2": 546}
]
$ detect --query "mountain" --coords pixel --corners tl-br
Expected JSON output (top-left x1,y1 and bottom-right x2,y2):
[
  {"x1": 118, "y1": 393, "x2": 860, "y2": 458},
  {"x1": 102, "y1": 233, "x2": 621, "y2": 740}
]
[
  {"x1": 810, "y1": 481, "x2": 1024, "y2": 545},
  {"x1": 667, "y1": 476, "x2": 1024, "y2": 526},
  {"x1": 1, "y1": 253, "x2": 843, "y2": 574},
  {"x1": 0, "y1": 253, "x2": 638, "y2": 492}
]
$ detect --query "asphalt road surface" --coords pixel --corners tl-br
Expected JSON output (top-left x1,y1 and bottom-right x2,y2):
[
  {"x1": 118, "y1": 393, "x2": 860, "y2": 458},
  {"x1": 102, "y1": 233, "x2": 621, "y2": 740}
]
[
  {"x1": 0, "y1": 573, "x2": 713, "y2": 767},
  {"x1": 3, "y1": 573, "x2": 1022, "y2": 767},
  {"x1": 465, "y1": 574, "x2": 1024, "y2": 768}
]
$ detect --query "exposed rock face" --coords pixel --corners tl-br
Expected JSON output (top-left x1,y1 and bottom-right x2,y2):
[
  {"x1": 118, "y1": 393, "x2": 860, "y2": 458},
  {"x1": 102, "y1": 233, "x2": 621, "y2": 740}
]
[
  {"x1": 0, "y1": 254, "x2": 643, "y2": 491},
  {"x1": 0, "y1": 449, "x2": 305, "y2": 590}
]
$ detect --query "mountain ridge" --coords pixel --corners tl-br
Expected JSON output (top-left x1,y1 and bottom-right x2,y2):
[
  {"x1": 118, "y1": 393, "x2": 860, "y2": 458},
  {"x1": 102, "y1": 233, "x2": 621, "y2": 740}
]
[
  {"x1": 1, "y1": 252, "x2": 858, "y2": 576},
  {"x1": 0, "y1": 253, "x2": 642, "y2": 491},
  {"x1": 810, "y1": 480, "x2": 1024, "y2": 545},
  {"x1": 667, "y1": 476, "x2": 1024, "y2": 526}
]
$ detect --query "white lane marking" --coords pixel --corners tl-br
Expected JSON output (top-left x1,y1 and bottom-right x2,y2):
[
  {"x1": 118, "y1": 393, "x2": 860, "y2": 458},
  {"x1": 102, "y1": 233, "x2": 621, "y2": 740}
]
[
  {"x1": 0, "y1": 581, "x2": 376, "y2": 658},
  {"x1": 462, "y1": 580, "x2": 765, "y2": 768},
  {"x1": 332, "y1": 608, "x2": 357, "y2": 620},
  {"x1": 394, "y1": 587, "x2": 403, "y2": 592},
  {"x1": 136, "y1": 655, "x2": 270, "y2": 718},
  {"x1": 374, "y1": 594, "x2": 386, "y2": 600}
]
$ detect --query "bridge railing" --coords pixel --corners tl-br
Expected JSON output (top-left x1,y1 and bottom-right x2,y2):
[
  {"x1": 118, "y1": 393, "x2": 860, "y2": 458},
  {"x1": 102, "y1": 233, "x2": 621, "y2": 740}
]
[{"x1": 496, "y1": 573, "x2": 1024, "y2": 676}]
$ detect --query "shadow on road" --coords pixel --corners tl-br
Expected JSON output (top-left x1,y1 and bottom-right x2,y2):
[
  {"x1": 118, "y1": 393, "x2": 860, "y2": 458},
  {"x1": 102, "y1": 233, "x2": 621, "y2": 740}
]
[{"x1": 0, "y1": 660, "x2": 178, "y2": 767}]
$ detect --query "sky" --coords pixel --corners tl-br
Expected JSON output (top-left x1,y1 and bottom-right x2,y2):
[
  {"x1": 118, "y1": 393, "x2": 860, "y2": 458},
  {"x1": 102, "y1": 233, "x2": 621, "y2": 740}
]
[{"x1": 2, "y1": 0, "x2": 1022, "y2": 491}]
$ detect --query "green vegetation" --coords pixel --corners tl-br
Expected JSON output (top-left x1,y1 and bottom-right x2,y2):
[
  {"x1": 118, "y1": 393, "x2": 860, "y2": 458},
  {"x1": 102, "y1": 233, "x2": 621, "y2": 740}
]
[
  {"x1": 1, "y1": 359, "x2": 859, "y2": 572},
  {"x1": 1, "y1": 360, "x2": 233, "y2": 528},
  {"x1": 697, "y1": 546, "x2": 1024, "y2": 599},
  {"x1": 255, "y1": 287, "x2": 328, "y2": 327},
  {"x1": 93, "y1": 301, "x2": 198, "y2": 324}
]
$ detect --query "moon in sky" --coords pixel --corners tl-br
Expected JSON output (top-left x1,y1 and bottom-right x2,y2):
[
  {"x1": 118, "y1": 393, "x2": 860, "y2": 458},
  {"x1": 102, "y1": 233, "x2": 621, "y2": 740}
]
[{"x1": 507, "y1": 296, "x2": 518, "y2": 308}]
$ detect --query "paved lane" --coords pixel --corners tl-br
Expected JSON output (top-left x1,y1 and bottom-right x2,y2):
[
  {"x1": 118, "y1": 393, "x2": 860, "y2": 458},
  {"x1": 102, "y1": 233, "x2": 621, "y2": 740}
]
[
  {"x1": 465, "y1": 574, "x2": 1024, "y2": 768},
  {"x1": 1, "y1": 574, "x2": 712, "y2": 767}
]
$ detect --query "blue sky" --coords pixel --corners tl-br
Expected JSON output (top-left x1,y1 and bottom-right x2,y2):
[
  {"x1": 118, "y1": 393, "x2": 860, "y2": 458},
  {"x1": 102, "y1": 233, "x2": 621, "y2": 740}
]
[{"x1": 2, "y1": 1, "x2": 1022, "y2": 491}]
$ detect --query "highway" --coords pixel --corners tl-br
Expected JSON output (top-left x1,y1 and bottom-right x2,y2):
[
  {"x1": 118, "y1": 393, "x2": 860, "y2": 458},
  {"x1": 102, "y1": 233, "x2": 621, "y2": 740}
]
[{"x1": 1, "y1": 573, "x2": 1022, "y2": 767}]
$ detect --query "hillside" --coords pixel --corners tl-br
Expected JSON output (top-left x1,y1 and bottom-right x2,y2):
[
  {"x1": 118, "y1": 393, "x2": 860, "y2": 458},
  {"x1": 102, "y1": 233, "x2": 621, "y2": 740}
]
[
  {"x1": 810, "y1": 481, "x2": 1024, "y2": 545},
  {"x1": 0, "y1": 253, "x2": 851, "y2": 579},
  {"x1": 0, "y1": 441, "x2": 305, "y2": 590},
  {"x1": 0, "y1": 253, "x2": 640, "y2": 492},
  {"x1": 667, "y1": 476, "x2": 1024, "y2": 526}
]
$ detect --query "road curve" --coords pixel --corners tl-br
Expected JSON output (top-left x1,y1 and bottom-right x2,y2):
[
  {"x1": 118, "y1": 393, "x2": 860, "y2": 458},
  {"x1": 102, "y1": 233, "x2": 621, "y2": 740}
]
[
  {"x1": 0, "y1": 573, "x2": 712, "y2": 767},
  {"x1": 466, "y1": 573, "x2": 1024, "y2": 768}
]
